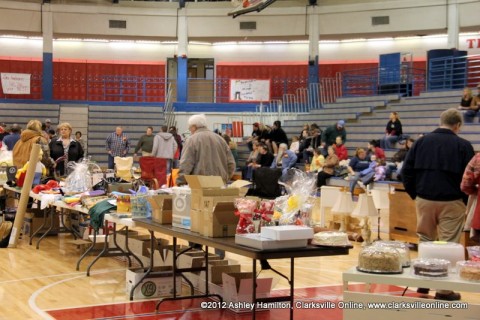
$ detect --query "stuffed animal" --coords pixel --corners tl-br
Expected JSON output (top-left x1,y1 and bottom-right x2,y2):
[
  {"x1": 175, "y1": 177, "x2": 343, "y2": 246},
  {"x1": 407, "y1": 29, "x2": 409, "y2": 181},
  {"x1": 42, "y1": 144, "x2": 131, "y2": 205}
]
[{"x1": 15, "y1": 149, "x2": 46, "y2": 187}]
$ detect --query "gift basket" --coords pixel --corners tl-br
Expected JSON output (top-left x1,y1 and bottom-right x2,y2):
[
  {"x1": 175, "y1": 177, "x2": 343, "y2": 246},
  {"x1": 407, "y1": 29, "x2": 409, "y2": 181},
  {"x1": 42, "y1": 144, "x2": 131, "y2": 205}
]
[
  {"x1": 63, "y1": 159, "x2": 93, "y2": 194},
  {"x1": 274, "y1": 169, "x2": 317, "y2": 226}
]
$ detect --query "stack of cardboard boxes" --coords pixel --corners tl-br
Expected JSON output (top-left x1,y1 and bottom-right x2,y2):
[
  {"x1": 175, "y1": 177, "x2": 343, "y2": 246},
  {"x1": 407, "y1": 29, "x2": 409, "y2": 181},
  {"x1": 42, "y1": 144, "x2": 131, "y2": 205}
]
[
  {"x1": 185, "y1": 175, "x2": 250, "y2": 237},
  {"x1": 126, "y1": 176, "x2": 273, "y2": 309}
]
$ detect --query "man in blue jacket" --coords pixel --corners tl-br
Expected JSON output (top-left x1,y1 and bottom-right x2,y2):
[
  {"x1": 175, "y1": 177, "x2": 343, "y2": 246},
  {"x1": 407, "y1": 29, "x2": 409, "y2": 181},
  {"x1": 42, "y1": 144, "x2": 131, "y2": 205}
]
[{"x1": 402, "y1": 108, "x2": 474, "y2": 301}]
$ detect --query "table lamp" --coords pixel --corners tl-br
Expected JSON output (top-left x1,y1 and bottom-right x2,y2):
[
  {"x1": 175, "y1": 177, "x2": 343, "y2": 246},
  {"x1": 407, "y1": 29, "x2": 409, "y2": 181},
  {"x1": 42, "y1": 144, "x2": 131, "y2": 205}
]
[
  {"x1": 351, "y1": 193, "x2": 378, "y2": 246},
  {"x1": 370, "y1": 189, "x2": 390, "y2": 241},
  {"x1": 331, "y1": 191, "x2": 354, "y2": 232}
]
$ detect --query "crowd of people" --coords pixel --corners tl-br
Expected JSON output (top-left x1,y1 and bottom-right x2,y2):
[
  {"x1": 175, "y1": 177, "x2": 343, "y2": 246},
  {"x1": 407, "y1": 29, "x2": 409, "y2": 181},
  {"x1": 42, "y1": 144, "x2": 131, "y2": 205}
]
[
  {"x1": 0, "y1": 118, "x2": 188, "y2": 180},
  {"x1": 1, "y1": 96, "x2": 478, "y2": 302},
  {"x1": 3, "y1": 83, "x2": 478, "y2": 188},
  {"x1": 2, "y1": 119, "x2": 86, "y2": 178},
  {"x1": 240, "y1": 112, "x2": 410, "y2": 191}
]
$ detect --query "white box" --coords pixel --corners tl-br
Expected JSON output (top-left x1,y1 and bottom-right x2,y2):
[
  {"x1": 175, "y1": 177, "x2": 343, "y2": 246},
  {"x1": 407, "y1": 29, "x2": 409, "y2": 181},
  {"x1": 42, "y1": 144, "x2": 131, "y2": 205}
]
[
  {"x1": 260, "y1": 225, "x2": 314, "y2": 241},
  {"x1": 172, "y1": 186, "x2": 191, "y2": 229},
  {"x1": 126, "y1": 266, "x2": 181, "y2": 299},
  {"x1": 235, "y1": 234, "x2": 308, "y2": 250},
  {"x1": 222, "y1": 272, "x2": 272, "y2": 313}
]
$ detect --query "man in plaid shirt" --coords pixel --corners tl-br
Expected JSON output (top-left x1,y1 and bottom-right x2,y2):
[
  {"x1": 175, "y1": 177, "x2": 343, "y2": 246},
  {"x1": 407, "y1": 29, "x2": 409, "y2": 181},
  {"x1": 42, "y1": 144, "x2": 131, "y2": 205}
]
[{"x1": 106, "y1": 126, "x2": 130, "y2": 169}]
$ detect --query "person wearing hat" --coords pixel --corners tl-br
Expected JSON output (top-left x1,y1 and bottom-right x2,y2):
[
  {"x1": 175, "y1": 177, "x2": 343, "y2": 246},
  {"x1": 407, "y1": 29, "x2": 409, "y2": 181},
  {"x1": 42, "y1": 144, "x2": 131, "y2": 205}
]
[
  {"x1": 321, "y1": 120, "x2": 347, "y2": 156},
  {"x1": 44, "y1": 119, "x2": 52, "y2": 131},
  {"x1": 2, "y1": 124, "x2": 21, "y2": 150}
]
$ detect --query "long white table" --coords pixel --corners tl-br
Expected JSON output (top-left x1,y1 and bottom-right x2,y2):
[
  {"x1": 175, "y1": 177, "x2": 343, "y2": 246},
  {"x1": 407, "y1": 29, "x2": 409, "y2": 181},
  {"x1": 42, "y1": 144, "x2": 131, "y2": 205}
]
[
  {"x1": 79, "y1": 213, "x2": 144, "y2": 276},
  {"x1": 133, "y1": 218, "x2": 351, "y2": 320},
  {"x1": 2, "y1": 184, "x2": 88, "y2": 248},
  {"x1": 343, "y1": 267, "x2": 480, "y2": 320}
]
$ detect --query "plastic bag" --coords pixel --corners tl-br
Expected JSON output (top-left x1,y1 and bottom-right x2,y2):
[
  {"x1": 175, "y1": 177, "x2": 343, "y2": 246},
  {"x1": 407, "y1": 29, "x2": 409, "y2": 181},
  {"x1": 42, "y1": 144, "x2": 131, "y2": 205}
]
[
  {"x1": 256, "y1": 199, "x2": 276, "y2": 228},
  {"x1": 276, "y1": 169, "x2": 316, "y2": 226},
  {"x1": 234, "y1": 198, "x2": 258, "y2": 234},
  {"x1": 64, "y1": 160, "x2": 92, "y2": 194},
  {"x1": 0, "y1": 150, "x2": 13, "y2": 166}
]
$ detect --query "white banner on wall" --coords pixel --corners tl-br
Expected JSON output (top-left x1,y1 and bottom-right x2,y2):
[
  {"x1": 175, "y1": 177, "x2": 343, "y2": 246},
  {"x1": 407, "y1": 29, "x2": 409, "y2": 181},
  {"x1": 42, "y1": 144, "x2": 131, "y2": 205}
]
[
  {"x1": 1, "y1": 73, "x2": 31, "y2": 94},
  {"x1": 229, "y1": 79, "x2": 270, "y2": 102}
]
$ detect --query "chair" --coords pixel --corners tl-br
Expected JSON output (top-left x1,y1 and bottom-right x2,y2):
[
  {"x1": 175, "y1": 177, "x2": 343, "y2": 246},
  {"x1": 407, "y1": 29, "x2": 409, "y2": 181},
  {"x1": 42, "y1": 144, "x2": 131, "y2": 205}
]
[
  {"x1": 138, "y1": 157, "x2": 167, "y2": 190},
  {"x1": 114, "y1": 156, "x2": 133, "y2": 182}
]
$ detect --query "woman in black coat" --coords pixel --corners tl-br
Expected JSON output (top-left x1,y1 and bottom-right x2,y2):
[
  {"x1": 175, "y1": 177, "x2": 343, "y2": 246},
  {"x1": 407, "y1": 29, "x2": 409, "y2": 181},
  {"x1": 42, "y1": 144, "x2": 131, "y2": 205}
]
[{"x1": 49, "y1": 122, "x2": 84, "y2": 176}]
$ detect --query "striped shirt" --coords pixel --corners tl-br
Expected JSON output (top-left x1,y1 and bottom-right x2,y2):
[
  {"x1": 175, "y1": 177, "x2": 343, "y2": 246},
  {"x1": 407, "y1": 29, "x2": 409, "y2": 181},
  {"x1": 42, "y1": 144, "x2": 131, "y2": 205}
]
[{"x1": 106, "y1": 132, "x2": 130, "y2": 157}]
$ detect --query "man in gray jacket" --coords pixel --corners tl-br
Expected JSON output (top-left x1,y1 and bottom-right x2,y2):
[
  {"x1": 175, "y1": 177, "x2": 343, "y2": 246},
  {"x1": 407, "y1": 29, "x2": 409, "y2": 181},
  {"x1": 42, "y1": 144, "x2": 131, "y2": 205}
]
[
  {"x1": 151, "y1": 125, "x2": 177, "y2": 174},
  {"x1": 176, "y1": 114, "x2": 235, "y2": 186}
]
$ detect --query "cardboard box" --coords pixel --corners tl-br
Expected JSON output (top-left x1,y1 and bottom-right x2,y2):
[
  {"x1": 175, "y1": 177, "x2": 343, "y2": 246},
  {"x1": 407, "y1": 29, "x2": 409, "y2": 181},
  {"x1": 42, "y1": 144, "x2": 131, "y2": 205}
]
[
  {"x1": 235, "y1": 233, "x2": 309, "y2": 250},
  {"x1": 129, "y1": 235, "x2": 169, "y2": 257},
  {"x1": 199, "y1": 261, "x2": 241, "y2": 284},
  {"x1": 126, "y1": 266, "x2": 181, "y2": 299},
  {"x1": 141, "y1": 241, "x2": 179, "y2": 267},
  {"x1": 190, "y1": 208, "x2": 203, "y2": 234},
  {"x1": 260, "y1": 225, "x2": 314, "y2": 241},
  {"x1": 175, "y1": 251, "x2": 222, "y2": 289},
  {"x1": 203, "y1": 202, "x2": 238, "y2": 238},
  {"x1": 23, "y1": 209, "x2": 59, "y2": 242},
  {"x1": 159, "y1": 245, "x2": 193, "y2": 266},
  {"x1": 184, "y1": 176, "x2": 250, "y2": 235},
  {"x1": 222, "y1": 272, "x2": 273, "y2": 313},
  {"x1": 197, "y1": 260, "x2": 241, "y2": 292},
  {"x1": 185, "y1": 175, "x2": 248, "y2": 211},
  {"x1": 148, "y1": 194, "x2": 173, "y2": 224},
  {"x1": 72, "y1": 239, "x2": 106, "y2": 256},
  {"x1": 172, "y1": 186, "x2": 191, "y2": 229},
  {"x1": 109, "y1": 229, "x2": 139, "y2": 251}
]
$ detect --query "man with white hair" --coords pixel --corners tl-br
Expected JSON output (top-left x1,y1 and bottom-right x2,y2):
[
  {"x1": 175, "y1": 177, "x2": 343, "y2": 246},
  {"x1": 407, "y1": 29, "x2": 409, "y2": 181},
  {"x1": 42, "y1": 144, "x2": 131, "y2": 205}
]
[
  {"x1": 176, "y1": 114, "x2": 236, "y2": 186},
  {"x1": 105, "y1": 126, "x2": 130, "y2": 170}
]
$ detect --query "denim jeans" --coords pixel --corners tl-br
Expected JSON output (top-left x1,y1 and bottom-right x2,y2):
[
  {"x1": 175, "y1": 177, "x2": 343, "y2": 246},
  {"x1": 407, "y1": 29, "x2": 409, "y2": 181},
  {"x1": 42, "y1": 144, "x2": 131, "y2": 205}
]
[
  {"x1": 380, "y1": 135, "x2": 399, "y2": 149},
  {"x1": 107, "y1": 154, "x2": 115, "y2": 169}
]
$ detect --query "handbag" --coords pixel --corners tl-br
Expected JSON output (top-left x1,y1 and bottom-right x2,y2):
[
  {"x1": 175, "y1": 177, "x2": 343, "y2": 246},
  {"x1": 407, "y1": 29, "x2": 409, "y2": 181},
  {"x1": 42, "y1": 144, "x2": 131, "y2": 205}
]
[
  {"x1": 334, "y1": 166, "x2": 349, "y2": 178},
  {"x1": 0, "y1": 162, "x2": 16, "y2": 185},
  {"x1": 92, "y1": 177, "x2": 132, "y2": 193}
]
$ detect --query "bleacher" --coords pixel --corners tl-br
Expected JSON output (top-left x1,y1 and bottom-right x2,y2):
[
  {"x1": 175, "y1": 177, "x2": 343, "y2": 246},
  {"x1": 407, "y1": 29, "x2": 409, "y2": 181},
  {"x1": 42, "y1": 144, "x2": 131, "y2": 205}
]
[
  {"x1": 282, "y1": 89, "x2": 480, "y2": 155},
  {"x1": 237, "y1": 89, "x2": 476, "y2": 183},
  {"x1": 87, "y1": 105, "x2": 166, "y2": 167},
  {"x1": 0, "y1": 103, "x2": 60, "y2": 129}
]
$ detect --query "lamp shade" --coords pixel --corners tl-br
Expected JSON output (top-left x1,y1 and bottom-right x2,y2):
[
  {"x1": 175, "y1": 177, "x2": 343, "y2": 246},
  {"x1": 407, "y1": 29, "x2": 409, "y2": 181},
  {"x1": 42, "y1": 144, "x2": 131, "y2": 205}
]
[
  {"x1": 351, "y1": 194, "x2": 378, "y2": 217},
  {"x1": 370, "y1": 189, "x2": 390, "y2": 210},
  {"x1": 331, "y1": 192, "x2": 354, "y2": 215}
]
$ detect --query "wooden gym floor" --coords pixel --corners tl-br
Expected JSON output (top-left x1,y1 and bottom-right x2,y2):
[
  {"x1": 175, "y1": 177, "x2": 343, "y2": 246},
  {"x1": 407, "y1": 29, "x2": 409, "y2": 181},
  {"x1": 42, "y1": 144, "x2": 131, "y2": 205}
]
[{"x1": 0, "y1": 231, "x2": 479, "y2": 320}]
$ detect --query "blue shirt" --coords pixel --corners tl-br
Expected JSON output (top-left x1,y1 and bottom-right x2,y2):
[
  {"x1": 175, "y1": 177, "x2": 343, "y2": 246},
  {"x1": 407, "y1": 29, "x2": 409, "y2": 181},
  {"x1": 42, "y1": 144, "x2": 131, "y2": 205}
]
[
  {"x1": 349, "y1": 156, "x2": 370, "y2": 172},
  {"x1": 271, "y1": 150, "x2": 298, "y2": 176},
  {"x1": 2, "y1": 133, "x2": 20, "y2": 150},
  {"x1": 106, "y1": 132, "x2": 130, "y2": 157}
]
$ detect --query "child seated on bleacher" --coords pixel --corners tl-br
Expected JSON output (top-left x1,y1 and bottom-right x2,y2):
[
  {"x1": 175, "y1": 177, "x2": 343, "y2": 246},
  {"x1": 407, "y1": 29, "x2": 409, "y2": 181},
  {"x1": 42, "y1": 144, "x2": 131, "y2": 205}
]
[
  {"x1": 359, "y1": 155, "x2": 386, "y2": 188},
  {"x1": 308, "y1": 147, "x2": 325, "y2": 173}
]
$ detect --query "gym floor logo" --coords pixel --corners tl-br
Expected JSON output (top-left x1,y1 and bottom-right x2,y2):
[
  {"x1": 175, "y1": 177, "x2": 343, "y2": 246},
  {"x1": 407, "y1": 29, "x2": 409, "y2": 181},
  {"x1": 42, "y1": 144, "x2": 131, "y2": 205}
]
[{"x1": 141, "y1": 281, "x2": 157, "y2": 297}]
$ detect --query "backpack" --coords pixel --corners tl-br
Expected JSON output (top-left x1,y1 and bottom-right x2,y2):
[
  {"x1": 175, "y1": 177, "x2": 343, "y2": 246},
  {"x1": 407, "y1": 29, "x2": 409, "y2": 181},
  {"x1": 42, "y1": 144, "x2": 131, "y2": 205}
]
[{"x1": 249, "y1": 167, "x2": 283, "y2": 199}]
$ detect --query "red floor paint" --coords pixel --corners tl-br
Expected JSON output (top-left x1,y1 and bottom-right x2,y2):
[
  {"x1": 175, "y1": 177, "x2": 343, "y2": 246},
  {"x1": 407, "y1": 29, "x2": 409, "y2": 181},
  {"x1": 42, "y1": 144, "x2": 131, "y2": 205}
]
[{"x1": 47, "y1": 284, "x2": 423, "y2": 320}]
